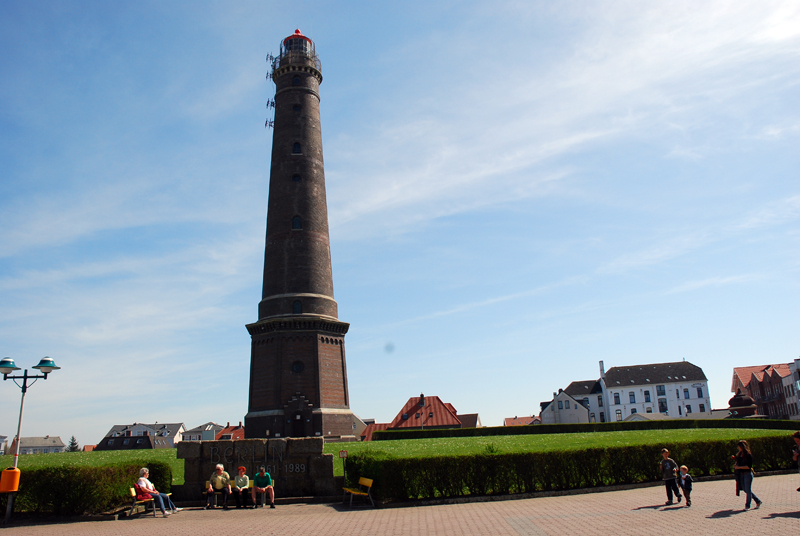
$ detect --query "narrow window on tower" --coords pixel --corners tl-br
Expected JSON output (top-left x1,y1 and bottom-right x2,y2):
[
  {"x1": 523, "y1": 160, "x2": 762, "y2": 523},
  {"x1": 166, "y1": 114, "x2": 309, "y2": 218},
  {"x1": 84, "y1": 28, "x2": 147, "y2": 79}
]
[
  {"x1": 292, "y1": 142, "x2": 302, "y2": 154},
  {"x1": 292, "y1": 76, "x2": 301, "y2": 86},
  {"x1": 293, "y1": 300, "x2": 302, "y2": 314},
  {"x1": 293, "y1": 104, "x2": 301, "y2": 112},
  {"x1": 292, "y1": 174, "x2": 301, "y2": 182},
  {"x1": 292, "y1": 216, "x2": 302, "y2": 229}
]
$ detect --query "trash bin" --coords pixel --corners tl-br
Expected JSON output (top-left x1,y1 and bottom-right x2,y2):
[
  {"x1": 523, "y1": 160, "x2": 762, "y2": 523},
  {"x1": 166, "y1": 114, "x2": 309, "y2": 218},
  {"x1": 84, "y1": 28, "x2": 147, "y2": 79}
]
[{"x1": 0, "y1": 468, "x2": 20, "y2": 493}]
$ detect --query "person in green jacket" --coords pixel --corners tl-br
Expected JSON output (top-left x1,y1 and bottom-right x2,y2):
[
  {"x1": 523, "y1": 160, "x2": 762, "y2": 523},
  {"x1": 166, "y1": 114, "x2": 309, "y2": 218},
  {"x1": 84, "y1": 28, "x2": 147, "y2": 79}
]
[{"x1": 251, "y1": 465, "x2": 275, "y2": 508}]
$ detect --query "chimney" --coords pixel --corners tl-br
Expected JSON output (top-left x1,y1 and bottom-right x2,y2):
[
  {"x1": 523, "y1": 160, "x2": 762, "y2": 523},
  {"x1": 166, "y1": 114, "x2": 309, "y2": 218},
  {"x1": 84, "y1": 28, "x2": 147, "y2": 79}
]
[
  {"x1": 599, "y1": 360, "x2": 605, "y2": 379},
  {"x1": 419, "y1": 394, "x2": 425, "y2": 407},
  {"x1": 226, "y1": 422, "x2": 230, "y2": 428},
  {"x1": 238, "y1": 421, "x2": 242, "y2": 428}
]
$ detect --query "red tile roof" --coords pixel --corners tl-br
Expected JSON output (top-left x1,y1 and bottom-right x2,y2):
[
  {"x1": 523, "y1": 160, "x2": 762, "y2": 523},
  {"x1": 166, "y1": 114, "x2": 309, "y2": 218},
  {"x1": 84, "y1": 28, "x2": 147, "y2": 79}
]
[
  {"x1": 504, "y1": 416, "x2": 539, "y2": 426},
  {"x1": 732, "y1": 364, "x2": 791, "y2": 391},
  {"x1": 215, "y1": 422, "x2": 245, "y2": 440},
  {"x1": 361, "y1": 422, "x2": 390, "y2": 442},
  {"x1": 388, "y1": 395, "x2": 462, "y2": 429}
]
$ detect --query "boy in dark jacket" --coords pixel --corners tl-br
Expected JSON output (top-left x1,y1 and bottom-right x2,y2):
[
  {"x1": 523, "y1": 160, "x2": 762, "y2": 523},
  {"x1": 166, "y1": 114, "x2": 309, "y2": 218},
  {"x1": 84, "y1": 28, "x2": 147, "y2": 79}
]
[
  {"x1": 678, "y1": 465, "x2": 693, "y2": 507},
  {"x1": 660, "y1": 448, "x2": 682, "y2": 505}
]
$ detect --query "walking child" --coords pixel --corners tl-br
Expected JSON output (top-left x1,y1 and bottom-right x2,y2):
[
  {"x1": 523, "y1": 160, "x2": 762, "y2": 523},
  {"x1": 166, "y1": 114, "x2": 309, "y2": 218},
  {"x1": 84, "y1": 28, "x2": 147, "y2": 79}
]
[
  {"x1": 660, "y1": 448, "x2": 682, "y2": 505},
  {"x1": 678, "y1": 465, "x2": 693, "y2": 507}
]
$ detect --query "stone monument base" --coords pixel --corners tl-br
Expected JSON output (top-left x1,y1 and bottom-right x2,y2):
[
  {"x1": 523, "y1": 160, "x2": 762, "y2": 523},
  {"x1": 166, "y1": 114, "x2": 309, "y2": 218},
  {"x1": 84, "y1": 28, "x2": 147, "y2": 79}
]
[{"x1": 173, "y1": 437, "x2": 338, "y2": 502}]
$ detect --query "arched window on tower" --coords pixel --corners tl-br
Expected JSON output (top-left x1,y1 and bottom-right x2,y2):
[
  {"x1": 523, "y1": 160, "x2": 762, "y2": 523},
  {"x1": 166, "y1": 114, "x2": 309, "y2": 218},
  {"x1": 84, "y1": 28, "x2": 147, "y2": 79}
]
[
  {"x1": 292, "y1": 216, "x2": 302, "y2": 229},
  {"x1": 293, "y1": 300, "x2": 302, "y2": 314},
  {"x1": 292, "y1": 76, "x2": 301, "y2": 86},
  {"x1": 292, "y1": 142, "x2": 301, "y2": 154}
]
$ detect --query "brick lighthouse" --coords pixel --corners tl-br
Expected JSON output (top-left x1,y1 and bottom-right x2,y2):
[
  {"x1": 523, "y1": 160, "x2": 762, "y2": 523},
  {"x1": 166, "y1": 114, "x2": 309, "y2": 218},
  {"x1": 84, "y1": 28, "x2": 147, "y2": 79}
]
[{"x1": 245, "y1": 30, "x2": 354, "y2": 439}]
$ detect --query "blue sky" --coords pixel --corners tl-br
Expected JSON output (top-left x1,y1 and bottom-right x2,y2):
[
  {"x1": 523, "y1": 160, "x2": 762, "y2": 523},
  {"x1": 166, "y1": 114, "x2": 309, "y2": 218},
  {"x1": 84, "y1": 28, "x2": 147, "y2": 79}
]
[{"x1": 1, "y1": 1, "x2": 799, "y2": 445}]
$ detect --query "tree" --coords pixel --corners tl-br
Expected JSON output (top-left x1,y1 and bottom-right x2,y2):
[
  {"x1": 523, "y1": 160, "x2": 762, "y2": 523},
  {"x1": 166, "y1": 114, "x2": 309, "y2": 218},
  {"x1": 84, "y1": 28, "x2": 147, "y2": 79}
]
[{"x1": 66, "y1": 435, "x2": 80, "y2": 452}]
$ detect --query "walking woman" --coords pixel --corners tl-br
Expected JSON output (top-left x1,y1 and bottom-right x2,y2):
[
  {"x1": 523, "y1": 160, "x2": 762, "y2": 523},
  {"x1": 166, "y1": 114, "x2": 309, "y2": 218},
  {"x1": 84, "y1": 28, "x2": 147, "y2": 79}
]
[{"x1": 733, "y1": 439, "x2": 762, "y2": 510}]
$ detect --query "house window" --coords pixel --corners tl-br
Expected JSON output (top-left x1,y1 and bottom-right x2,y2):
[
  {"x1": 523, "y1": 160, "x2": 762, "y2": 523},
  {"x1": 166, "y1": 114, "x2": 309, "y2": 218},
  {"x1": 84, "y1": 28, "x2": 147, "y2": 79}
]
[
  {"x1": 656, "y1": 385, "x2": 666, "y2": 396},
  {"x1": 676, "y1": 389, "x2": 680, "y2": 398},
  {"x1": 598, "y1": 395, "x2": 603, "y2": 407},
  {"x1": 697, "y1": 387, "x2": 703, "y2": 398},
  {"x1": 558, "y1": 401, "x2": 563, "y2": 410},
  {"x1": 565, "y1": 400, "x2": 570, "y2": 409},
  {"x1": 613, "y1": 393, "x2": 620, "y2": 405},
  {"x1": 630, "y1": 408, "x2": 637, "y2": 414},
  {"x1": 686, "y1": 405, "x2": 692, "y2": 414},
  {"x1": 136, "y1": 438, "x2": 143, "y2": 444},
  {"x1": 644, "y1": 390, "x2": 651, "y2": 403},
  {"x1": 292, "y1": 216, "x2": 302, "y2": 229},
  {"x1": 684, "y1": 388, "x2": 690, "y2": 399},
  {"x1": 615, "y1": 409, "x2": 622, "y2": 421},
  {"x1": 646, "y1": 407, "x2": 653, "y2": 413},
  {"x1": 629, "y1": 392, "x2": 636, "y2": 404},
  {"x1": 678, "y1": 406, "x2": 682, "y2": 416},
  {"x1": 292, "y1": 142, "x2": 301, "y2": 154},
  {"x1": 108, "y1": 439, "x2": 115, "y2": 446},
  {"x1": 589, "y1": 413, "x2": 595, "y2": 422},
  {"x1": 699, "y1": 404, "x2": 706, "y2": 412},
  {"x1": 600, "y1": 412, "x2": 605, "y2": 422},
  {"x1": 582, "y1": 398, "x2": 590, "y2": 408},
  {"x1": 123, "y1": 439, "x2": 130, "y2": 445},
  {"x1": 658, "y1": 398, "x2": 668, "y2": 413},
  {"x1": 402, "y1": 413, "x2": 409, "y2": 420}
]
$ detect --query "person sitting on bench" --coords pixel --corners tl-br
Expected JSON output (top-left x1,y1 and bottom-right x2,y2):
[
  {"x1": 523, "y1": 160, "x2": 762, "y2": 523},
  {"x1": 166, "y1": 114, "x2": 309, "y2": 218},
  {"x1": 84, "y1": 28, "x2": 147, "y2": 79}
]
[
  {"x1": 137, "y1": 467, "x2": 180, "y2": 516},
  {"x1": 251, "y1": 465, "x2": 274, "y2": 508},
  {"x1": 205, "y1": 464, "x2": 231, "y2": 509}
]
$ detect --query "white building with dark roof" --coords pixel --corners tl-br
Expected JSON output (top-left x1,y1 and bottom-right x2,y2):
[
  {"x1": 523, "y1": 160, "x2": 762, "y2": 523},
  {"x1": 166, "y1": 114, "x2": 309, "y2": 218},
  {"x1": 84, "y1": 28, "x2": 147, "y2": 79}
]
[
  {"x1": 94, "y1": 422, "x2": 185, "y2": 450},
  {"x1": 9, "y1": 436, "x2": 65, "y2": 454},
  {"x1": 540, "y1": 389, "x2": 590, "y2": 424},
  {"x1": 564, "y1": 380, "x2": 605, "y2": 423},
  {"x1": 600, "y1": 360, "x2": 711, "y2": 421}
]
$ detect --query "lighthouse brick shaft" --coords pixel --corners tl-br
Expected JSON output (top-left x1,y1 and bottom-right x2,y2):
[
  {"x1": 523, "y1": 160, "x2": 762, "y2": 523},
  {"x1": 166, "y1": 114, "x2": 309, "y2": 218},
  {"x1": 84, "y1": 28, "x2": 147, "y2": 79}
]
[{"x1": 245, "y1": 30, "x2": 354, "y2": 439}]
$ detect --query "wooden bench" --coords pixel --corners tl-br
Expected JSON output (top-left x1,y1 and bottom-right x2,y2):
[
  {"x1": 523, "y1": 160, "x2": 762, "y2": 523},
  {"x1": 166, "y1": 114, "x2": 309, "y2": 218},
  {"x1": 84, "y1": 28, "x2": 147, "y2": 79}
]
[
  {"x1": 129, "y1": 487, "x2": 172, "y2": 517},
  {"x1": 205, "y1": 480, "x2": 255, "y2": 506},
  {"x1": 342, "y1": 477, "x2": 374, "y2": 507}
]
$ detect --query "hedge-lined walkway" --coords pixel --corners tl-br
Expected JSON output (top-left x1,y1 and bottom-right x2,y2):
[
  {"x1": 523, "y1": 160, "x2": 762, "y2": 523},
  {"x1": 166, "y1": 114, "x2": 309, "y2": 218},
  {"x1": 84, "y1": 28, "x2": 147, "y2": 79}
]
[{"x1": 4, "y1": 473, "x2": 799, "y2": 535}]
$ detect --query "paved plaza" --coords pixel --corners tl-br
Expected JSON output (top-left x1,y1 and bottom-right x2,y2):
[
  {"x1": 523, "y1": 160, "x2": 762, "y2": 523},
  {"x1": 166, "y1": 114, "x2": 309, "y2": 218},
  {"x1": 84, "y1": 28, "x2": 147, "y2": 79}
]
[{"x1": 3, "y1": 473, "x2": 799, "y2": 535}]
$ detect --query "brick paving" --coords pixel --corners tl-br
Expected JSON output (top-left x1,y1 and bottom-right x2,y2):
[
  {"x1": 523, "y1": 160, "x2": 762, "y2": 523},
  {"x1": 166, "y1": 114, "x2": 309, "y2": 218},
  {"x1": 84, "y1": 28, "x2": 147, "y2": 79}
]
[{"x1": 3, "y1": 473, "x2": 798, "y2": 535}]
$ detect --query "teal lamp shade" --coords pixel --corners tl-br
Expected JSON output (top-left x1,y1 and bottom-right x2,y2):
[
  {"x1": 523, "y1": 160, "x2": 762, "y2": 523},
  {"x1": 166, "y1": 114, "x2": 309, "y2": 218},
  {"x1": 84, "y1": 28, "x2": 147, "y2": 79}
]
[
  {"x1": 0, "y1": 358, "x2": 21, "y2": 375},
  {"x1": 32, "y1": 357, "x2": 60, "y2": 374}
]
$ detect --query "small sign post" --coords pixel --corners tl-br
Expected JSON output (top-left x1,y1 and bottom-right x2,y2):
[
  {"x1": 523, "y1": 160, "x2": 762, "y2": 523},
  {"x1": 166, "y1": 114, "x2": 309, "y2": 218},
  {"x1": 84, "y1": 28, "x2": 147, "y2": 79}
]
[{"x1": 339, "y1": 450, "x2": 348, "y2": 477}]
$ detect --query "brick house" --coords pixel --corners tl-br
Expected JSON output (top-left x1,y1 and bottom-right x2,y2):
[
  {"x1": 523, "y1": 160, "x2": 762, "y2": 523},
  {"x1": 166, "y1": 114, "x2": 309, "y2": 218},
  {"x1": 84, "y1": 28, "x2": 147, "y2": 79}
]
[
  {"x1": 732, "y1": 364, "x2": 793, "y2": 419},
  {"x1": 360, "y1": 394, "x2": 480, "y2": 440}
]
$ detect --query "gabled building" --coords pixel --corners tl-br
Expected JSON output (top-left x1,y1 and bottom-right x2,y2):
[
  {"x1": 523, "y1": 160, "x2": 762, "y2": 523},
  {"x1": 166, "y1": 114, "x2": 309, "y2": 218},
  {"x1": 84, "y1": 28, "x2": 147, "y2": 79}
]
[
  {"x1": 602, "y1": 360, "x2": 711, "y2": 420},
  {"x1": 183, "y1": 422, "x2": 225, "y2": 441},
  {"x1": 9, "y1": 435, "x2": 65, "y2": 454},
  {"x1": 503, "y1": 416, "x2": 540, "y2": 426},
  {"x1": 564, "y1": 380, "x2": 605, "y2": 423},
  {"x1": 540, "y1": 390, "x2": 590, "y2": 424},
  {"x1": 94, "y1": 422, "x2": 185, "y2": 450},
  {"x1": 360, "y1": 394, "x2": 480, "y2": 440},
  {"x1": 216, "y1": 422, "x2": 245, "y2": 440},
  {"x1": 732, "y1": 363, "x2": 793, "y2": 419}
]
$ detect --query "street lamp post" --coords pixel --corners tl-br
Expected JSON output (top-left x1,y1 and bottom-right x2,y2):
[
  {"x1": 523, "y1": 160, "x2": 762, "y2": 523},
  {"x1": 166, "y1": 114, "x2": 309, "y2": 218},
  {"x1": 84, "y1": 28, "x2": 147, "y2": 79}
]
[{"x1": 0, "y1": 357, "x2": 61, "y2": 525}]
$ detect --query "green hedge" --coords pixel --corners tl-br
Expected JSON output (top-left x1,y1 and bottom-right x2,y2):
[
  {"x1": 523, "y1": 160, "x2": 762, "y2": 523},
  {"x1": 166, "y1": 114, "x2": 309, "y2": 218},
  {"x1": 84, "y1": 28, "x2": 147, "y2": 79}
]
[
  {"x1": 346, "y1": 435, "x2": 795, "y2": 502},
  {"x1": 0, "y1": 460, "x2": 172, "y2": 516},
  {"x1": 373, "y1": 418, "x2": 800, "y2": 441}
]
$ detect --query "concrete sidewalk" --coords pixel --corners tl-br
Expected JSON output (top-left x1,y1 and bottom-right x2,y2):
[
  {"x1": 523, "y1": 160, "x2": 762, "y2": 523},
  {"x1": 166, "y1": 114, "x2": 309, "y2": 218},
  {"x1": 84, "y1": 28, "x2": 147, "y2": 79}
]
[{"x1": 3, "y1": 473, "x2": 798, "y2": 535}]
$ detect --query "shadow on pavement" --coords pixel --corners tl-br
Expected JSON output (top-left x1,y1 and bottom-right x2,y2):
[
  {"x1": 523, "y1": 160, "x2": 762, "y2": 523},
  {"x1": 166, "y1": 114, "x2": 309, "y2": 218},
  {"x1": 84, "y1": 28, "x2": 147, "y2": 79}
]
[
  {"x1": 631, "y1": 505, "x2": 665, "y2": 511},
  {"x1": 763, "y1": 511, "x2": 800, "y2": 519},
  {"x1": 707, "y1": 509, "x2": 745, "y2": 519}
]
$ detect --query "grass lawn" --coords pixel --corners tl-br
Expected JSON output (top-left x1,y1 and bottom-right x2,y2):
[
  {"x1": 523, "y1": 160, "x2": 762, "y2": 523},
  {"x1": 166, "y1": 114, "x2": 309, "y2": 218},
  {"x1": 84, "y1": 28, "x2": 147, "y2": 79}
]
[
  {"x1": 323, "y1": 428, "x2": 789, "y2": 476},
  {"x1": 0, "y1": 449, "x2": 185, "y2": 486}
]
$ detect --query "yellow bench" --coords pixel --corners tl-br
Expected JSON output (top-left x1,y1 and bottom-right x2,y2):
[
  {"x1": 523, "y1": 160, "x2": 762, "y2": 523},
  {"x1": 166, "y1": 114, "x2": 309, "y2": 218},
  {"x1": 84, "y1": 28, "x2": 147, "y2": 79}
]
[
  {"x1": 342, "y1": 477, "x2": 374, "y2": 507},
  {"x1": 129, "y1": 487, "x2": 172, "y2": 517}
]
